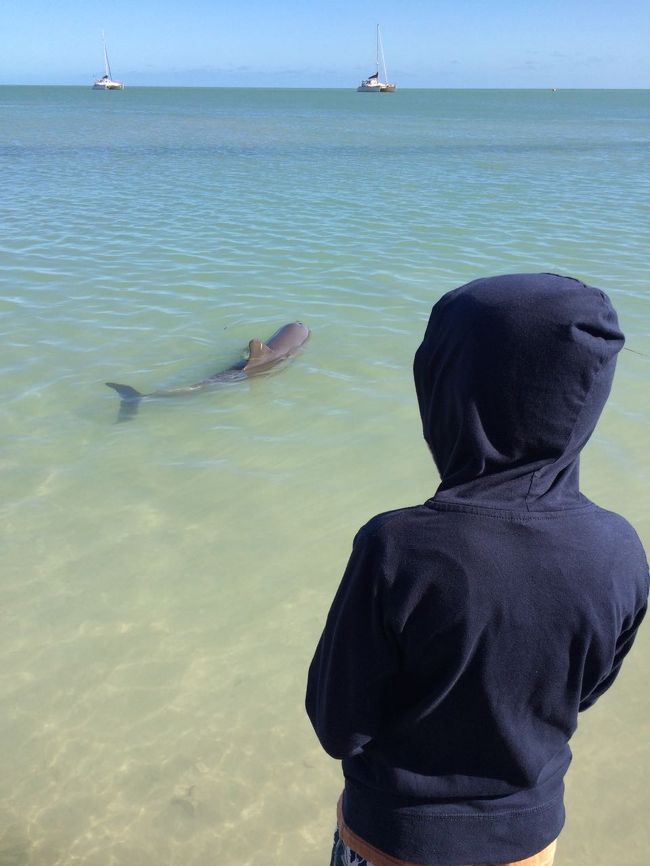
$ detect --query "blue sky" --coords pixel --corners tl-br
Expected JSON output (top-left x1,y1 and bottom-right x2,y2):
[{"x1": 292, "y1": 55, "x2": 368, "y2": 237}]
[{"x1": 3, "y1": 0, "x2": 649, "y2": 87}]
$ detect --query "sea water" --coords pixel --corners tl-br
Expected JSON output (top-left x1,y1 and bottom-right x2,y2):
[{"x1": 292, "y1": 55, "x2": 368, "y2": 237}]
[{"x1": 1, "y1": 87, "x2": 648, "y2": 866}]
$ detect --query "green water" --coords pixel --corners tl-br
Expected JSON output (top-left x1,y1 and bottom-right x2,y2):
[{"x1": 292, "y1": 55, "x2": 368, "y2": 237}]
[{"x1": 1, "y1": 87, "x2": 649, "y2": 865}]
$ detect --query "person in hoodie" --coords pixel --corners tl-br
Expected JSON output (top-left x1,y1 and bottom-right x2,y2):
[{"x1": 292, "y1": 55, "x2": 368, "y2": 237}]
[{"x1": 306, "y1": 273, "x2": 649, "y2": 866}]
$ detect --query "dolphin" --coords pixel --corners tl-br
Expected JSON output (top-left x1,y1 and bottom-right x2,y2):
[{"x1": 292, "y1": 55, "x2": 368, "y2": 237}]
[{"x1": 106, "y1": 321, "x2": 310, "y2": 421}]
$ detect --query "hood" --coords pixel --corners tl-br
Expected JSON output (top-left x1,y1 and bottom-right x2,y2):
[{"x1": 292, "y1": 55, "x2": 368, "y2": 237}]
[{"x1": 413, "y1": 274, "x2": 624, "y2": 510}]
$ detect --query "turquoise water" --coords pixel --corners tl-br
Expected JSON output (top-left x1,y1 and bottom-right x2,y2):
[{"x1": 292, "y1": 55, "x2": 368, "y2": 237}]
[{"x1": 1, "y1": 87, "x2": 649, "y2": 866}]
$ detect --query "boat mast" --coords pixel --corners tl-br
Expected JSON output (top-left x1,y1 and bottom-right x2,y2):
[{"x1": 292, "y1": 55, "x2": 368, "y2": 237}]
[
  {"x1": 102, "y1": 30, "x2": 113, "y2": 80},
  {"x1": 378, "y1": 25, "x2": 389, "y2": 83},
  {"x1": 376, "y1": 24, "x2": 380, "y2": 77}
]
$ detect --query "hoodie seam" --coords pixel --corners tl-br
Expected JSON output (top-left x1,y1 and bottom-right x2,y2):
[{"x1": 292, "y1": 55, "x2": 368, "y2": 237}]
[
  {"x1": 524, "y1": 471, "x2": 537, "y2": 513},
  {"x1": 425, "y1": 500, "x2": 596, "y2": 522},
  {"x1": 364, "y1": 796, "x2": 562, "y2": 822}
]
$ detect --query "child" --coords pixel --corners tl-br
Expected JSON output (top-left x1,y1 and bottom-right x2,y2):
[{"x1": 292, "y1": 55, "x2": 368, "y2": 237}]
[{"x1": 306, "y1": 273, "x2": 649, "y2": 866}]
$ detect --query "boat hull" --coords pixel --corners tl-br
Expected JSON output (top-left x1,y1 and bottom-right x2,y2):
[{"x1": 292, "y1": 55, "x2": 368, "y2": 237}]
[
  {"x1": 92, "y1": 80, "x2": 124, "y2": 90},
  {"x1": 357, "y1": 82, "x2": 396, "y2": 93}
]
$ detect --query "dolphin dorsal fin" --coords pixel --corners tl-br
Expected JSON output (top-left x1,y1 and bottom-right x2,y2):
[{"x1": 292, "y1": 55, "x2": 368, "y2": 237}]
[{"x1": 245, "y1": 339, "x2": 275, "y2": 368}]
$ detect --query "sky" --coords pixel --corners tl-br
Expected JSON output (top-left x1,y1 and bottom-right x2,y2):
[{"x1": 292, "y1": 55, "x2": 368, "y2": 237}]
[{"x1": 2, "y1": 0, "x2": 649, "y2": 88}]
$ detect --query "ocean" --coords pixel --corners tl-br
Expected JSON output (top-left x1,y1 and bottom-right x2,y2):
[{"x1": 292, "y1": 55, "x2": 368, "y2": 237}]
[{"x1": 1, "y1": 86, "x2": 648, "y2": 866}]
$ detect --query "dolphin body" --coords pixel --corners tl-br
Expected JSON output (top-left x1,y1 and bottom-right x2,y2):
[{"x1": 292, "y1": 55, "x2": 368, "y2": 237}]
[{"x1": 106, "y1": 321, "x2": 310, "y2": 421}]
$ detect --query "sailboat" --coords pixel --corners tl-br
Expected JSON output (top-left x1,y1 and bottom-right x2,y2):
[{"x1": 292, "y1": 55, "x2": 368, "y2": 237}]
[
  {"x1": 92, "y1": 32, "x2": 124, "y2": 90},
  {"x1": 357, "y1": 25, "x2": 396, "y2": 92}
]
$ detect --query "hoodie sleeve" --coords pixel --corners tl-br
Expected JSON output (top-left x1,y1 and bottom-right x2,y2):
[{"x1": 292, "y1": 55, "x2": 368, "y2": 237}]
[
  {"x1": 579, "y1": 599, "x2": 648, "y2": 712},
  {"x1": 306, "y1": 524, "x2": 400, "y2": 759}
]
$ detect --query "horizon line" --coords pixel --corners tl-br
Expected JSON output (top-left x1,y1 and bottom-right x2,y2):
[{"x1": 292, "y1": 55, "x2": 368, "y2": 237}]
[{"x1": 2, "y1": 83, "x2": 649, "y2": 90}]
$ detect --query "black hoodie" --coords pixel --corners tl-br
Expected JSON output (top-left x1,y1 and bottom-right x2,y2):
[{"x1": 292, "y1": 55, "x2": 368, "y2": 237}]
[{"x1": 306, "y1": 274, "x2": 649, "y2": 865}]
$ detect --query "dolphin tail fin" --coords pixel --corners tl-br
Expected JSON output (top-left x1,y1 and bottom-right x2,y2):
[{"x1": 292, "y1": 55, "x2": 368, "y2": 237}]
[
  {"x1": 106, "y1": 382, "x2": 143, "y2": 422},
  {"x1": 106, "y1": 382, "x2": 142, "y2": 401}
]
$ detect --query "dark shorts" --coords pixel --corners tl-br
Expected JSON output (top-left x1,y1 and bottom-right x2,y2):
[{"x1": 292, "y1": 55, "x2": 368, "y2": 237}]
[{"x1": 330, "y1": 829, "x2": 369, "y2": 866}]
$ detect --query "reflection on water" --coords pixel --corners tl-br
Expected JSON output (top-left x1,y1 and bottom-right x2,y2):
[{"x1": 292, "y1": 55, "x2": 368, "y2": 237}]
[{"x1": 1, "y1": 87, "x2": 649, "y2": 865}]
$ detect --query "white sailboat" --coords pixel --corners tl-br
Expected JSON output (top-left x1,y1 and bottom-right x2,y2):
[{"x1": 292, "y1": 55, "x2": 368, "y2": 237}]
[
  {"x1": 93, "y1": 32, "x2": 124, "y2": 90},
  {"x1": 357, "y1": 25, "x2": 396, "y2": 93}
]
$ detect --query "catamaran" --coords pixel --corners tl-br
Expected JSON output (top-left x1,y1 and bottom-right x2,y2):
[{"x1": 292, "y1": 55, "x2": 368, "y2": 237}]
[
  {"x1": 357, "y1": 25, "x2": 396, "y2": 92},
  {"x1": 92, "y1": 32, "x2": 124, "y2": 90}
]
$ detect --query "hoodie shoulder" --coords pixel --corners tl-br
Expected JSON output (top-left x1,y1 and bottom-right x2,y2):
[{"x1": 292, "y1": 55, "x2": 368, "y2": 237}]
[
  {"x1": 590, "y1": 505, "x2": 649, "y2": 579},
  {"x1": 354, "y1": 505, "x2": 438, "y2": 554},
  {"x1": 358, "y1": 505, "x2": 428, "y2": 535}
]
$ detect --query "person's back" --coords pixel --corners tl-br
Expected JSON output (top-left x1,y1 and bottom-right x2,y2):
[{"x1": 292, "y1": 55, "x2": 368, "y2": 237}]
[{"x1": 306, "y1": 274, "x2": 649, "y2": 866}]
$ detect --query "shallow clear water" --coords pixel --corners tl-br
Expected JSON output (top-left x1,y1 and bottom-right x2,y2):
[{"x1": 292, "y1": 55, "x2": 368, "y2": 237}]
[{"x1": 1, "y1": 87, "x2": 649, "y2": 866}]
